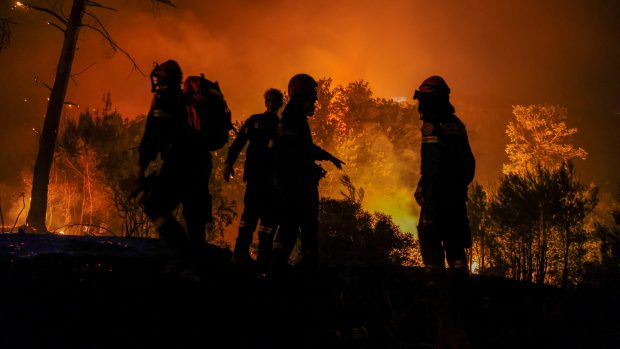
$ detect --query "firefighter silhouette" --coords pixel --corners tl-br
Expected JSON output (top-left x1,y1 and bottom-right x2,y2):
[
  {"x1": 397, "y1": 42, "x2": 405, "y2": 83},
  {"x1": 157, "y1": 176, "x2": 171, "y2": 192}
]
[
  {"x1": 271, "y1": 74, "x2": 344, "y2": 274},
  {"x1": 414, "y1": 76, "x2": 475, "y2": 275},
  {"x1": 225, "y1": 88, "x2": 284, "y2": 269},
  {"x1": 137, "y1": 60, "x2": 213, "y2": 253}
]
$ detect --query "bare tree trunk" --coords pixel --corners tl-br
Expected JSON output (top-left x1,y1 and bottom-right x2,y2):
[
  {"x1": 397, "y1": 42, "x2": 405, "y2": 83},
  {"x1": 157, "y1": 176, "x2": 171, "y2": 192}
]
[
  {"x1": 26, "y1": 0, "x2": 86, "y2": 232},
  {"x1": 537, "y1": 212, "x2": 548, "y2": 284},
  {"x1": 79, "y1": 155, "x2": 86, "y2": 230},
  {"x1": 86, "y1": 157, "x2": 93, "y2": 229},
  {"x1": 561, "y1": 227, "x2": 571, "y2": 289},
  {"x1": 524, "y1": 243, "x2": 531, "y2": 282},
  {"x1": 480, "y1": 227, "x2": 485, "y2": 274}
]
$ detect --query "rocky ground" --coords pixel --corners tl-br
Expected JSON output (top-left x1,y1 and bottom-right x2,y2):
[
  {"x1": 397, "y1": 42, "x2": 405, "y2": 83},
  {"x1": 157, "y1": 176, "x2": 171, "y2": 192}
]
[{"x1": 0, "y1": 233, "x2": 618, "y2": 349}]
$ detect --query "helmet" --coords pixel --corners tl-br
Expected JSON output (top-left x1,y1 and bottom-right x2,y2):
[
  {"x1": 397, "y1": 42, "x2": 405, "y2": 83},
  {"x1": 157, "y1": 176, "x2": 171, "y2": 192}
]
[
  {"x1": 413, "y1": 75, "x2": 450, "y2": 100},
  {"x1": 151, "y1": 60, "x2": 183, "y2": 90},
  {"x1": 288, "y1": 74, "x2": 318, "y2": 100}
]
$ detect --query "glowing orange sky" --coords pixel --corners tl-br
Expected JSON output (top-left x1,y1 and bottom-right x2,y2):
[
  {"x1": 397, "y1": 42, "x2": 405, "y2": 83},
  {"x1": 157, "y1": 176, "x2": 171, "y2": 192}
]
[{"x1": 0, "y1": 0, "x2": 619, "y2": 191}]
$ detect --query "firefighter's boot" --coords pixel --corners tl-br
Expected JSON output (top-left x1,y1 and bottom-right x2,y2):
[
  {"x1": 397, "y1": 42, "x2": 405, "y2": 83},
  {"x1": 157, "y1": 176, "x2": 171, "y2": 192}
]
[
  {"x1": 232, "y1": 224, "x2": 255, "y2": 265},
  {"x1": 257, "y1": 226, "x2": 275, "y2": 271},
  {"x1": 155, "y1": 215, "x2": 190, "y2": 254}
]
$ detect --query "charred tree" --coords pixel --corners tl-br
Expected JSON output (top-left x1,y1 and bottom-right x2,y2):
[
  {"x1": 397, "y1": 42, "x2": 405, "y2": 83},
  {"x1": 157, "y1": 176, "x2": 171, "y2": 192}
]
[
  {"x1": 18, "y1": 0, "x2": 174, "y2": 232},
  {"x1": 26, "y1": 0, "x2": 87, "y2": 232}
]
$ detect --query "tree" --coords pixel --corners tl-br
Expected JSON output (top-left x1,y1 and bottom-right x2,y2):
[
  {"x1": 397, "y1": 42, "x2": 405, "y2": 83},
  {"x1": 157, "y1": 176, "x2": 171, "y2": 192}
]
[
  {"x1": 554, "y1": 162, "x2": 598, "y2": 288},
  {"x1": 42, "y1": 101, "x2": 147, "y2": 236},
  {"x1": 308, "y1": 79, "x2": 420, "y2": 233},
  {"x1": 489, "y1": 163, "x2": 597, "y2": 286},
  {"x1": 591, "y1": 213, "x2": 620, "y2": 289},
  {"x1": 503, "y1": 104, "x2": 587, "y2": 175},
  {"x1": 467, "y1": 182, "x2": 490, "y2": 273},
  {"x1": 490, "y1": 172, "x2": 539, "y2": 282},
  {"x1": 317, "y1": 175, "x2": 421, "y2": 266},
  {"x1": 12, "y1": 0, "x2": 174, "y2": 232},
  {"x1": 31, "y1": 94, "x2": 240, "y2": 240}
]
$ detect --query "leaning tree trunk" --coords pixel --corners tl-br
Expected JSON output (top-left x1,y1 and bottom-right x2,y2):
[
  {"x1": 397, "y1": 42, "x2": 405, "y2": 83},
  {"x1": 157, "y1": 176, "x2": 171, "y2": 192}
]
[{"x1": 26, "y1": 0, "x2": 86, "y2": 232}]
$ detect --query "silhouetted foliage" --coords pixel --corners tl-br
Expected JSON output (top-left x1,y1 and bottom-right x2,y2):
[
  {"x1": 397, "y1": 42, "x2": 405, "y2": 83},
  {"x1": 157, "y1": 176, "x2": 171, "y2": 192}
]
[
  {"x1": 43, "y1": 94, "x2": 238, "y2": 241},
  {"x1": 582, "y1": 189, "x2": 620, "y2": 290},
  {"x1": 485, "y1": 163, "x2": 597, "y2": 286},
  {"x1": 317, "y1": 175, "x2": 421, "y2": 266},
  {"x1": 467, "y1": 182, "x2": 492, "y2": 274},
  {"x1": 466, "y1": 104, "x2": 603, "y2": 287},
  {"x1": 309, "y1": 78, "x2": 420, "y2": 233},
  {"x1": 54, "y1": 98, "x2": 150, "y2": 236}
]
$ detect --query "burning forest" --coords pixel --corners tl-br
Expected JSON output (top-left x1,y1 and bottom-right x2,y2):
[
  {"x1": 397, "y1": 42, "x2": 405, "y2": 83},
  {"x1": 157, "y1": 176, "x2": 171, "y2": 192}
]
[
  {"x1": 0, "y1": 0, "x2": 619, "y2": 348},
  {"x1": 1, "y1": 78, "x2": 616, "y2": 289}
]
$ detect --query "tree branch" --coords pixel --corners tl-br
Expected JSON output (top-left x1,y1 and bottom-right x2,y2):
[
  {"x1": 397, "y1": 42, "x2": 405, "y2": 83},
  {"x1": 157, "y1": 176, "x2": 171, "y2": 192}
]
[
  {"x1": 50, "y1": 223, "x2": 115, "y2": 236},
  {"x1": 150, "y1": 0, "x2": 176, "y2": 16},
  {"x1": 34, "y1": 75, "x2": 52, "y2": 91},
  {"x1": 9, "y1": 193, "x2": 25, "y2": 234},
  {"x1": 83, "y1": 11, "x2": 112, "y2": 38},
  {"x1": 19, "y1": 2, "x2": 68, "y2": 24},
  {"x1": 85, "y1": 1, "x2": 117, "y2": 12},
  {"x1": 47, "y1": 21, "x2": 66, "y2": 33},
  {"x1": 69, "y1": 61, "x2": 97, "y2": 86},
  {"x1": 152, "y1": 0, "x2": 176, "y2": 8},
  {"x1": 80, "y1": 1, "x2": 175, "y2": 75},
  {"x1": 71, "y1": 61, "x2": 97, "y2": 78},
  {"x1": 0, "y1": 17, "x2": 15, "y2": 52},
  {"x1": 81, "y1": 21, "x2": 145, "y2": 75},
  {"x1": 34, "y1": 76, "x2": 79, "y2": 106}
]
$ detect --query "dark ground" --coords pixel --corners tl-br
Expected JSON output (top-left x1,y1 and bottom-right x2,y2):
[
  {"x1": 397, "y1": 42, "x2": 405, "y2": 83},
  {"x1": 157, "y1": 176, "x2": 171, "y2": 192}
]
[{"x1": 0, "y1": 233, "x2": 618, "y2": 349}]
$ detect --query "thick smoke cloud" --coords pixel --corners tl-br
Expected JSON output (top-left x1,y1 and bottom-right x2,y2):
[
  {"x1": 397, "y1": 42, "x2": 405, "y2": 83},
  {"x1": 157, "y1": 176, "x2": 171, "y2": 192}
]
[{"x1": 0, "y1": 0, "x2": 618, "y2": 192}]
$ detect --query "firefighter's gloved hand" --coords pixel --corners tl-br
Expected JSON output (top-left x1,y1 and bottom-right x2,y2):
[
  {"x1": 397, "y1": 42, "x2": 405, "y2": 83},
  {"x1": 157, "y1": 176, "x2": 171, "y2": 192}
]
[
  {"x1": 223, "y1": 164, "x2": 234, "y2": 182},
  {"x1": 329, "y1": 155, "x2": 345, "y2": 170},
  {"x1": 414, "y1": 184, "x2": 424, "y2": 206}
]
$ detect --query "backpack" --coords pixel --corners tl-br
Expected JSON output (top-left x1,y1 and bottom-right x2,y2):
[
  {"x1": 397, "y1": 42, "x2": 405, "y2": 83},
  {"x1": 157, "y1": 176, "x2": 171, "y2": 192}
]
[{"x1": 183, "y1": 74, "x2": 233, "y2": 151}]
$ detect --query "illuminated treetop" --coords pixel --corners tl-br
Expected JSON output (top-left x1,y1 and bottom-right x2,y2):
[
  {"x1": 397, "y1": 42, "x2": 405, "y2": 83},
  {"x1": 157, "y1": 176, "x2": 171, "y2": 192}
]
[{"x1": 503, "y1": 104, "x2": 587, "y2": 175}]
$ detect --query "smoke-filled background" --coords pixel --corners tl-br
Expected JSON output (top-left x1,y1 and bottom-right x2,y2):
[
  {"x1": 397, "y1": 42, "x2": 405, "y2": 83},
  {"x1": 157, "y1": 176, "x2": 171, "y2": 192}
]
[{"x1": 0, "y1": 0, "x2": 619, "y2": 234}]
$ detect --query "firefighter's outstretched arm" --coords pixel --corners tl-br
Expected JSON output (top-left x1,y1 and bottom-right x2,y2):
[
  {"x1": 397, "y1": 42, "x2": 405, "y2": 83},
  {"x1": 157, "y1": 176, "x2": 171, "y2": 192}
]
[
  {"x1": 327, "y1": 153, "x2": 345, "y2": 170},
  {"x1": 223, "y1": 121, "x2": 250, "y2": 182},
  {"x1": 310, "y1": 143, "x2": 345, "y2": 169}
]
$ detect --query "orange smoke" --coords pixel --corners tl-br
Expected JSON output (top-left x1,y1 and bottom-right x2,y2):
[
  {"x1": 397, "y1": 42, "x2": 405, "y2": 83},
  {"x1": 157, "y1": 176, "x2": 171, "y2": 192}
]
[{"x1": 2, "y1": 0, "x2": 619, "y2": 233}]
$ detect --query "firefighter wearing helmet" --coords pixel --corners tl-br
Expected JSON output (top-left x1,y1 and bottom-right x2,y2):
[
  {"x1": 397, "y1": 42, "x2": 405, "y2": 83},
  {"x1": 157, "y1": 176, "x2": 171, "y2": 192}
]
[
  {"x1": 413, "y1": 76, "x2": 475, "y2": 275},
  {"x1": 137, "y1": 60, "x2": 214, "y2": 254},
  {"x1": 271, "y1": 74, "x2": 345, "y2": 274}
]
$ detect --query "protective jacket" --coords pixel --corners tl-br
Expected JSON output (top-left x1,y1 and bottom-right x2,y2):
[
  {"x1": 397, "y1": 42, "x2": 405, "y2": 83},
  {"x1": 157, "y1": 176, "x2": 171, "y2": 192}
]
[
  {"x1": 138, "y1": 86, "x2": 213, "y2": 247},
  {"x1": 417, "y1": 112, "x2": 475, "y2": 223},
  {"x1": 274, "y1": 102, "x2": 332, "y2": 189},
  {"x1": 226, "y1": 112, "x2": 279, "y2": 183},
  {"x1": 271, "y1": 99, "x2": 332, "y2": 270},
  {"x1": 138, "y1": 89, "x2": 187, "y2": 170}
]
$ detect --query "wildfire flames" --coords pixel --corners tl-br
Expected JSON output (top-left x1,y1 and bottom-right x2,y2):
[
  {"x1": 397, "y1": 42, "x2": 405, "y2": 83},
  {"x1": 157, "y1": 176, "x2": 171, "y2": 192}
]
[
  {"x1": 3, "y1": 78, "x2": 422, "y2": 242},
  {"x1": 1, "y1": 0, "x2": 617, "y2": 288}
]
